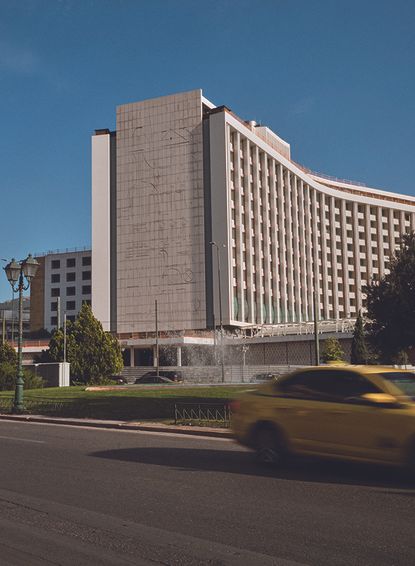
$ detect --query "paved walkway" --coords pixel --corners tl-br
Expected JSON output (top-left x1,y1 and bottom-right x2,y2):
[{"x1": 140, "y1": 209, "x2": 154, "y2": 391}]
[{"x1": 0, "y1": 413, "x2": 233, "y2": 439}]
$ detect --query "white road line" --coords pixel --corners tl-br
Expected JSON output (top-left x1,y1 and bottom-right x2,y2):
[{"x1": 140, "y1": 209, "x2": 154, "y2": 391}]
[
  {"x1": 0, "y1": 435, "x2": 45, "y2": 444},
  {"x1": 0, "y1": 420, "x2": 233, "y2": 442}
]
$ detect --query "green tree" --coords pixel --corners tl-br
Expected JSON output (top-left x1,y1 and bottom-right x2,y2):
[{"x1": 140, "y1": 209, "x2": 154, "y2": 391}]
[
  {"x1": 321, "y1": 338, "x2": 345, "y2": 363},
  {"x1": 365, "y1": 232, "x2": 415, "y2": 362},
  {"x1": 0, "y1": 341, "x2": 17, "y2": 365},
  {"x1": 48, "y1": 303, "x2": 123, "y2": 384},
  {"x1": 351, "y1": 311, "x2": 369, "y2": 364}
]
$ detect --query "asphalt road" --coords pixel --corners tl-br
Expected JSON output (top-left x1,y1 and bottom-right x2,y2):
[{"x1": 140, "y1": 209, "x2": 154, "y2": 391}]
[{"x1": 0, "y1": 421, "x2": 414, "y2": 566}]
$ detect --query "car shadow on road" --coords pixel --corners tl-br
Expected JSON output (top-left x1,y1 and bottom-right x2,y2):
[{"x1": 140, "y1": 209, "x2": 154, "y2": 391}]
[{"x1": 90, "y1": 446, "x2": 415, "y2": 491}]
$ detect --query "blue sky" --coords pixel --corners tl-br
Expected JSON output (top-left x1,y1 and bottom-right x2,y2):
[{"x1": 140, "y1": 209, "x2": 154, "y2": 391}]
[{"x1": 0, "y1": 0, "x2": 414, "y2": 302}]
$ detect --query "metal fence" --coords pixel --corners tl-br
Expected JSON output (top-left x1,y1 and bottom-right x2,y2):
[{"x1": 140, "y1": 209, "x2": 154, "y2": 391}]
[
  {"x1": 174, "y1": 402, "x2": 231, "y2": 427},
  {"x1": 0, "y1": 397, "x2": 65, "y2": 414}
]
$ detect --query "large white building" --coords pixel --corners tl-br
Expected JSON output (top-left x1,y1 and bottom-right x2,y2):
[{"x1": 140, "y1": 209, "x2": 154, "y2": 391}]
[{"x1": 92, "y1": 89, "x2": 415, "y2": 335}]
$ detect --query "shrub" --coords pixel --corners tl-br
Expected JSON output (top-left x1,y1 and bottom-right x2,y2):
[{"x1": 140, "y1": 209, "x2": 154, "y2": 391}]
[
  {"x1": 321, "y1": 338, "x2": 345, "y2": 363},
  {"x1": 0, "y1": 362, "x2": 45, "y2": 391},
  {"x1": 24, "y1": 369, "x2": 45, "y2": 390},
  {"x1": 0, "y1": 342, "x2": 17, "y2": 365},
  {"x1": 0, "y1": 362, "x2": 16, "y2": 391}
]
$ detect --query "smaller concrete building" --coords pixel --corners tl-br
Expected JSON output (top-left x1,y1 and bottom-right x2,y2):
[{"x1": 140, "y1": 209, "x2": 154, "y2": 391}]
[
  {"x1": 30, "y1": 248, "x2": 92, "y2": 333},
  {"x1": 0, "y1": 306, "x2": 30, "y2": 340}
]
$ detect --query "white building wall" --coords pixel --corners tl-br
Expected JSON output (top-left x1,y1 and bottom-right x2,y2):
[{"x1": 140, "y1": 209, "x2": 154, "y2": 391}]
[
  {"x1": 209, "y1": 110, "x2": 231, "y2": 328},
  {"x1": 43, "y1": 250, "x2": 92, "y2": 332},
  {"x1": 208, "y1": 107, "x2": 415, "y2": 328},
  {"x1": 91, "y1": 132, "x2": 111, "y2": 331}
]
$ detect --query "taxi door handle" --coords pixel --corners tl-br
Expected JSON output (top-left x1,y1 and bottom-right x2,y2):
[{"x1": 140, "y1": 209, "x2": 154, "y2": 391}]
[
  {"x1": 328, "y1": 410, "x2": 347, "y2": 415},
  {"x1": 276, "y1": 407, "x2": 308, "y2": 416}
]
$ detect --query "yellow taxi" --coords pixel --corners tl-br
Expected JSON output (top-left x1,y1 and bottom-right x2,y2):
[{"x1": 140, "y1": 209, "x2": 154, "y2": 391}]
[{"x1": 232, "y1": 365, "x2": 415, "y2": 469}]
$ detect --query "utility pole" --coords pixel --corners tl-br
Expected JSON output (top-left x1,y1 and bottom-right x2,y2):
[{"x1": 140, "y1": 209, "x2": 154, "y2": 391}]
[
  {"x1": 155, "y1": 300, "x2": 159, "y2": 377},
  {"x1": 313, "y1": 246, "x2": 320, "y2": 366},
  {"x1": 63, "y1": 312, "x2": 67, "y2": 363},
  {"x1": 11, "y1": 289, "x2": 15, "y2": 342},
  {"x1": 57, "y1": 296, "x2": 61, "y2": 330},
  {"x1": 210, "y1": 242, "x2": 225, "y2": 383}
]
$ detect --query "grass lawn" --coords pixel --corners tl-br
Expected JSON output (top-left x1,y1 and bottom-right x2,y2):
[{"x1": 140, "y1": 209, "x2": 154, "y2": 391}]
[{"x1": 0, "y1": 385, "x2": 252, "y2": 423}]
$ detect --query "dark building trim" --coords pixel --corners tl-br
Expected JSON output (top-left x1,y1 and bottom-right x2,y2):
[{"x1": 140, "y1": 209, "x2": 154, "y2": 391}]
[
  {"x1": 110, "y1": 131, "x2": 117, "y2": 332},
  {"x1": 202, "y1": 114, "x2": 214, "y2": 329}
]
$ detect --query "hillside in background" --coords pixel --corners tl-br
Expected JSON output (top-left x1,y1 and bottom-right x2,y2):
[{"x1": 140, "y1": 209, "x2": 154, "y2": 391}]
[{"x1": 0, "y1": 297, "x2": 30, "y2": 311}]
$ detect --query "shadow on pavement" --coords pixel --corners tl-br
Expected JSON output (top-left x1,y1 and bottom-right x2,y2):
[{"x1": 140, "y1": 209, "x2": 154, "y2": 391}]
[{"x1": 90, "y1": 446, "x2": 415, "y2": 490}]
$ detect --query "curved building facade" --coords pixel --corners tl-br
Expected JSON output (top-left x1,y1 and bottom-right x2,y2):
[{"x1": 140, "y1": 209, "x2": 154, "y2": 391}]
[{"x1": 92, "y1": 90, "x2": 415, "y2": 333}]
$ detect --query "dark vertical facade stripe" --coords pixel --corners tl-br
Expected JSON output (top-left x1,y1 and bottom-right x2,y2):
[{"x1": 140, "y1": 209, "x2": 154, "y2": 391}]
[
  {"x1": 202, "y1": 113, "x2": 214, "y2": 329},
  {"x1": 110, "y1": 132, "x2": 117, "y2": 333}
]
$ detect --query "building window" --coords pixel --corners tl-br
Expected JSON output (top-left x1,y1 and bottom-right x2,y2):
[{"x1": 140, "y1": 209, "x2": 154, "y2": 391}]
[
  {"x1": 67, "y1": 315, "x2": 76, "y2": 322},
  {"x1": 82, "y1": 256, "x2": 91, "y2": 267},
  {"x1": 66, "y1": 286, "x2": 76, "y2": 296},
  {"x1": 51, "y1": 273, "x2": 60, "y2": 283},
  {"x1": 51, "y1": 316, "x2": 57, "y2": 326},
  {"x1": 82, "y1": 271, "x2": 91, "y2": 281},
  {"x1": 66, "y1": 301, "x2": 76, "y2": 311},
  {"x1": 51, "y1": 260, "x2": 60, "y2": 269},
  {"x1": 51, "y1": 288, "x2": 60, "y2": 297},
  {"x1": 82, "y1": 285, "x2": 91, "y2": 295},
  {"x1": 66, "y1": 272, "x2": 76, "y2": 282},
  {"x1": 51, "y1": 302, "x2": 58, "y2": 311},
  {"x1": 83, "y1": 299, "x2": 91, "y2": 306},
  {"x1": 66, "y1": 258, "x2": 76, "y2": 268}
]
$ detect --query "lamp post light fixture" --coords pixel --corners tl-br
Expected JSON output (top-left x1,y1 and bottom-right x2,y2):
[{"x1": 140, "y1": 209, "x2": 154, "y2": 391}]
[
  {"x1": 4, "y1": 254, "x2": 39, "y2": 413},
  {"x1": 210, "y1": 241, "x2": 225, "y2": 383}
]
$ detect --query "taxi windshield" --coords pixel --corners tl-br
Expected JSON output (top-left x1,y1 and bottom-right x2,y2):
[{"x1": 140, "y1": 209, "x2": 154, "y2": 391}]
[{"x1": 381, "y1": 372, "x2": 415, "y2": 399}]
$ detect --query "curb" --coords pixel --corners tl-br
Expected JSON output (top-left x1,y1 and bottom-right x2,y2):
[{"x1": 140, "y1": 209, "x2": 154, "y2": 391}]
[{"x1": 0, "y1": 413, "x2": 233, "y2": 439}]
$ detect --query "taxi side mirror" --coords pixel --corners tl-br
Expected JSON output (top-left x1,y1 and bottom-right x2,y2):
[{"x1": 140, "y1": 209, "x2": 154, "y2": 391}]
[{"x1": 361, "y1": 393, "x2": 402, "y2": 408}]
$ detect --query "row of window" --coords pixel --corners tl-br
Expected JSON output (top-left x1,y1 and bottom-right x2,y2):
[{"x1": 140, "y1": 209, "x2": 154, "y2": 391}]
[
  {"x1": 51, "y1": 271, "x2": 91, "y2": 283},
  {"x1": 51, "y1": 256, "x2": 91, "y2": 269},
  {"x1": 51, "y1": 301, "x2": 77, "y2": 311},
  {"x1": 50, "y1": 299, "x2": 91, "y2": 325},
  {"x1": 51, "y1": 316, "x2": 75, "y2": 325},
  {"x1": 51, "y1": 285, "x2": 91, "y2": 297}
]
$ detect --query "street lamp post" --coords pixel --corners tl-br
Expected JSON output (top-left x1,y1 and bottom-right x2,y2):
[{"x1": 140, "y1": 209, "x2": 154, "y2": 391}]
[
  {"x1": 4, "y1": 255, "x2": 39, "y2": 413},
  {"x1": 210, "y1": 241, "x2": 225, "y2": 383}
]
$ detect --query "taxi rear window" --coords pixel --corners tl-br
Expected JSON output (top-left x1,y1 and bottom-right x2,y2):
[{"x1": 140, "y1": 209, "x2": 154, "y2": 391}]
[{"x1": 381, "y1": 372, "x2": 415, "y2": 399}]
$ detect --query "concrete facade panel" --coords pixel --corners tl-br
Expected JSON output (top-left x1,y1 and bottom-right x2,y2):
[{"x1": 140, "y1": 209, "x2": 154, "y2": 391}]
[{"x1": 116, "y1": 90, "x2": 207, "y2": 332}]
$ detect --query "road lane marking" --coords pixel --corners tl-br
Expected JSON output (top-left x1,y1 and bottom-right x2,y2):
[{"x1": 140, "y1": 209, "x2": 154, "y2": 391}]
[
  {"x1": 0, "y1": 435, "x2": 45, "y2": 444},
  {"x1": 0, "y1": 419, "x2": 233, "y2": 441}
]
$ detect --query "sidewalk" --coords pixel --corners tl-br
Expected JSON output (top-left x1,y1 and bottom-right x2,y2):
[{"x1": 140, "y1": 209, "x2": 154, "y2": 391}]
[{"x1": 0, "y1": 413, "x2": 233, "y2": 439}]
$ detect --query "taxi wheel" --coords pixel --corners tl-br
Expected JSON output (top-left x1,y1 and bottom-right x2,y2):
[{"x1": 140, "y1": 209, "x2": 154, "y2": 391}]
[{"x1": 255, "y1": 426, "x2": 287, "y2": 467}]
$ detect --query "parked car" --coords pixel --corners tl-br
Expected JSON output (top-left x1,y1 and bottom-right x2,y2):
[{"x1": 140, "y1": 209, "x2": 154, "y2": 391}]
[
  {"x1": 157, "y1": 371, "x2": 183, "y2": 382},
  {"x1": 250, "y1": 373, "x2": 280, "y2": 383},
  {"x1": 232, "y1": 365, "x2": 415, "y2": 470},
  {"x1": 134, "y1": 371, "x2": 182, "y2": 384}
]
